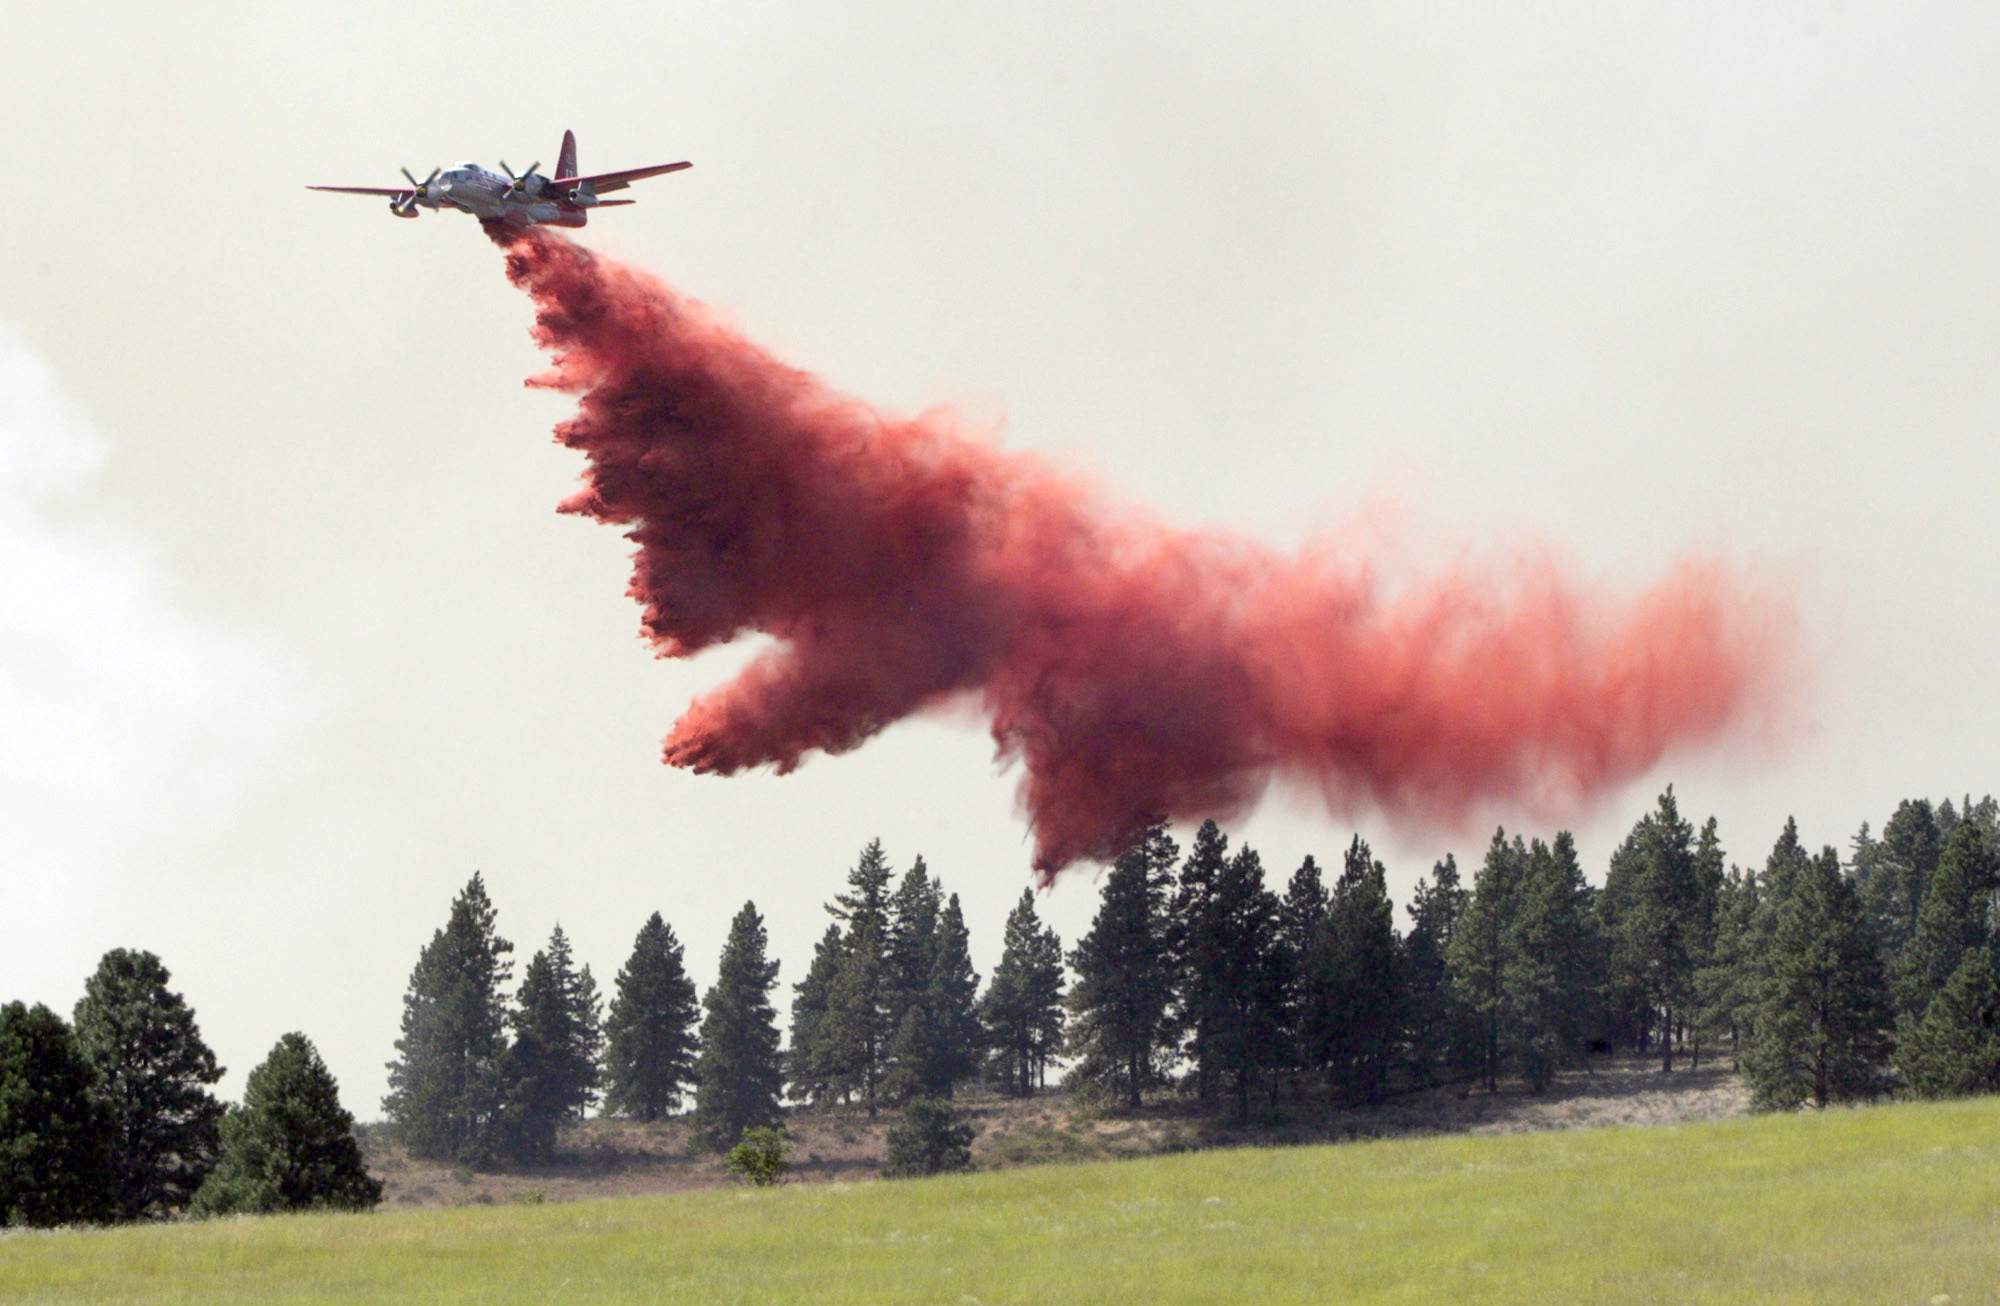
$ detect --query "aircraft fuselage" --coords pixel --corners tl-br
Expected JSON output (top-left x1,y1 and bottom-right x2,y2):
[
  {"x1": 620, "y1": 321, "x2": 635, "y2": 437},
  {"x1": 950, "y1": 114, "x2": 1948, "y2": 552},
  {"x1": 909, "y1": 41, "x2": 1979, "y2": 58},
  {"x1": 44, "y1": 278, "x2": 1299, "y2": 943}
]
[{"x1": 420, "y1": 164, "x2": 590, "y2": 228}]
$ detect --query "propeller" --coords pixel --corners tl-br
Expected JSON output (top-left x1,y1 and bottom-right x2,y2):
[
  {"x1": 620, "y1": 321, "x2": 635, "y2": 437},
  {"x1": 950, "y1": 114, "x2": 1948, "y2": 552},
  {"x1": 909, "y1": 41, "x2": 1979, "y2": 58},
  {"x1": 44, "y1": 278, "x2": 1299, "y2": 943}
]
[
  {"x1": 498, "y1": 161, "x2": 541, "y2": 199},
  {"x1": 394, "y1": 166, "x2": 441, "y2": 215}
]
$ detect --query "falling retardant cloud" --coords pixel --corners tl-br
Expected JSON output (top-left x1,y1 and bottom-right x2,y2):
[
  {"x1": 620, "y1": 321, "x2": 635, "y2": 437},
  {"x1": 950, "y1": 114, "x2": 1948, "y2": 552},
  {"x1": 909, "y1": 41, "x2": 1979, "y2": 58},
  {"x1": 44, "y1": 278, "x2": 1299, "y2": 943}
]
[
  {"x1": 493, "y1": 229, "x2": 1791, "y2": 880},
  {"x1": 0, "y1": 325, "x2": 307, "y2": 951}
]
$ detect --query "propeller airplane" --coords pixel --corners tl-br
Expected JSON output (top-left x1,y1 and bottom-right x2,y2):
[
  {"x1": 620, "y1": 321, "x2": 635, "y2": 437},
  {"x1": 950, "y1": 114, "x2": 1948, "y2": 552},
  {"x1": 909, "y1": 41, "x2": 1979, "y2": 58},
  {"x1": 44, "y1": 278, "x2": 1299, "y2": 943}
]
[{"x1": 309, "y1": 130, "x2": 689, "y2": 228}]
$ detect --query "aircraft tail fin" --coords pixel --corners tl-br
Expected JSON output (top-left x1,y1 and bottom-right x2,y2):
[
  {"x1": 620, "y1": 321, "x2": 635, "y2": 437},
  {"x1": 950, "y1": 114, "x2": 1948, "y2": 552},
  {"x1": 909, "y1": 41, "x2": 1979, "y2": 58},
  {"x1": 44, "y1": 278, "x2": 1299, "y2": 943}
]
[{"x1": 556, "y1": 129, "x2": 578, "y2": 181}]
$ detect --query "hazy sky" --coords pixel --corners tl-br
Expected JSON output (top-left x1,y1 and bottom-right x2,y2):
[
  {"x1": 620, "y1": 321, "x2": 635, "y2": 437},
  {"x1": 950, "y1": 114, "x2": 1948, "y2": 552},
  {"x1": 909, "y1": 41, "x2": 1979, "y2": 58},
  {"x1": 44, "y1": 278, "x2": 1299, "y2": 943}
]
[{"x1": 5, "y1": 3, "x2": 1998, "y2": 1111}]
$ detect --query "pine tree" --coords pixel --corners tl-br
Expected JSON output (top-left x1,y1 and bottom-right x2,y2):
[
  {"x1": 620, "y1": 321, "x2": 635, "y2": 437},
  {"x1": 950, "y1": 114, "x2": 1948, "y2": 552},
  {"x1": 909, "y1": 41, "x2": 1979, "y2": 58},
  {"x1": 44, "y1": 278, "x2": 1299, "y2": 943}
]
[
  {"x1": 693, "y1": 902, "x2": 784, "y2": 1149},
  {"x1": 981, "y1": 890, "x2": 1066, "y2": 1096},
  {"x1": 1893, "y1": 821, "x2": 1999, "y2": 1020},
  {"x1": 1025, "y1": 908, "x2": 1066, "y2": 1090},
  {"x1": 496, "y1": 925, "x2": 603, "y2": 1163},
  {"x1": 823, "y1": 841, "x2": 896, "y2": 1114},
  {"x1": 883, "y1": 857, "x2": 941, "y2": 1039},
  {"x1": 1938, "y1": 796, "x2": 1962, "y2": 846},
  {"x1": 1716, "y1": 818, "x2": 1817, "y2": 1071},
  {"x1": 1500, "y1": 833, "x2": 1598, "y2": 1091},
  {"x1": 383, "y1": 873, "x2": 514, "y2": 1165},
  {"x1": 884, "y1": 892, "x2": 983, "y2": 1102},
  {"x1": 1685, "y1": 817, "x2": 1727, "y2": 1068},
  {"x1": 1849, "y1": 819, "x2": 1885, "y2": 928},
  {"x1": 191, "y1": 1033, "x2": 381, "y2": 1216},
  {"x1": 0, "y1": 1002, "x2": 117, "y2": 1228},
  {"x1": 1450, "y1": 830, "x2": 1524, "y2": 1093},
  {"x1": 1742, "y1": 845, "x2": 1893, "y2": 1109},
  {"x1": 72, "y1": 948, "x2": 225, "y2": 1219},
  {"x1": 826, "y1": 917, "x2": 886, "y2": 1114},
  {"x1": 787, "y1": 923, "x2": 846, "y2": 1106},
  {"x1": 603, "y1": 913, "x2": 700, "y2": 1122},
  {"x1": 1693, "y1": 864, "x2": 1760, "y2": 1068},
  {"x1": 1866, "y1": 798, "x2": 1942, "y2": 968},
  {"x1": 1403, "y1": 854, "x2": 1468, "y2": 1086},
  {"x1": 1761, "y1": 816, "x2": 1814, "y2": 902},
  {"x1": 1963, "y1": 795, "x2": 2000, "y2": 853},
  {"x1": 1602, "y1": 788, "x2": 1701, "y2": 1069},
  {"x1": 1066, "y1": 825, "x2": 1177, "y2": 1107},
  {"x1": 1303, "y1": 835, "x2": 1403, "y2": 1104},
  {"x1": 1203, "y1": 846, "x2": 1290, "y2": 1119},
  {"x1": 1897, "y1": 947, "x2": 2000, "y2": 1099},
  {"x1": 1167, "y1": 819, "x2": 1232, "y2": 1101},
  {"x1": 881, "y1": 1098, "x2": 976, "y2": 1178},
  {"x1": 1278, "y1": 856, "x2": 1329, "y2": 1082}
]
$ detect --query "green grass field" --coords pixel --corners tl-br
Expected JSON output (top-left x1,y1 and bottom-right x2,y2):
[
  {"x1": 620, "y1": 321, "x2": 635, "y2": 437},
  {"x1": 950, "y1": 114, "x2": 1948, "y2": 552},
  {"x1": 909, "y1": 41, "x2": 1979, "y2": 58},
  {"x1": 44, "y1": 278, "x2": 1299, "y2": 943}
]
[{"x1": 5, "y1": 1095, "x2": 1999, "y2": 1305}]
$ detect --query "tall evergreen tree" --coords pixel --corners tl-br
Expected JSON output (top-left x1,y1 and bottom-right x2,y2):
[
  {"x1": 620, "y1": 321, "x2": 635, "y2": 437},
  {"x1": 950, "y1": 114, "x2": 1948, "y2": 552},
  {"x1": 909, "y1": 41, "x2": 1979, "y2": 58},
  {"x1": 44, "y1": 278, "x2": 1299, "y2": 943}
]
[
  {"x1": 1450, "y1": 830, "x2": 1524, "y2": 1093},
  {"x1": 383, "y1": 873, "x2": 514, "y2": 1165},
  {"x1": 72, "y1": 948, "x2": 225, "y2": 1219},
  {"x1": 1602, "y1": 788, "x2": 1701, "y2": 1069},
  {"x1": 692, "y1": 902, "x2": 784, "y2": 1149},
  {"x1": 1167, "y1": 819, "x2": 1232, "y2": 1101},
  {"x1": 603, "y1": 913, "x2": 700, "y2": 1122},
  {"x1": 823, "y1": 841, "x2": 896, "y2": 1114},
  {"x1": 1403, "y1": 854, "x2": 1469, "y2": 1086},
  {"x1": 1848, "y1": 819, "x2": 1885, "y2": 924},
  {"x1": 1715, "y1": 817, "x2": 1817, "y2": 1071},
  {"x1": 1742, "y1": 844, "x2": 1893, "y2": 1109},
  {"x1": 883, "y1": 857, "x2": 941, "y2": 1039},
  {"x1": 1962, "y1": 795, "x2": 2000, "y2": 854},
  {"x1": 1066, "y1": 825, "x2": 1178, "y2": 1107},
  {"x1": 1760, "y1": 816, "x2": 1814, "y2": 902},
  {"x1": 1865, "y1": 798, "x2": 1943, "y2": 967},
  {"x1": 1303, "y1": 836, "x2": 1403, "y2": 1104},
  {"x1": 1278, "y1": 856, "x2": 1329, "y2": 1082},
  {"x1": 191, "y1": 1033, "x2": 381, "y2": 1216},
  {"x1": 1500, "y1": 834, "x2": 1598, "y2": 1091},
  {"x1": 1893, "y1": 821, "x2": 1999, "y2": 1020},
  {"x1": 1693, "y1": 864, "x2": 1760, "y2": 1068},
  {"x1": 1937, "y1": 796, "x2": 1963, "y2": 846},
  {"x1": 884, "y1": 892, "x2": 982, "y2": 1101},
  {"x1": 786, "y1": 923, "x2": 846, "y2": 1107},
  {"x1": 0, "y1": 1002, "x2": 116, "y2": 1228},
  {"x1": 496, "y1": 925, "x2": 603, "y2": 1163},
  {"x1": 981, "y1": 890, "x2": 1067, "y2": 1096},
  {"x1": 826, "y1": 916, "x2": 887, "y2": 1114},
  {"x1": 1897, "y1": 946, "x2": 2000, "y2": 1099},
  {"x1": 1200, "y1": 846, "x2": 1290, "y2": 1118},
  {"x1": 1684, "y1": 817, "x2": 1727, "y2": 1068}
]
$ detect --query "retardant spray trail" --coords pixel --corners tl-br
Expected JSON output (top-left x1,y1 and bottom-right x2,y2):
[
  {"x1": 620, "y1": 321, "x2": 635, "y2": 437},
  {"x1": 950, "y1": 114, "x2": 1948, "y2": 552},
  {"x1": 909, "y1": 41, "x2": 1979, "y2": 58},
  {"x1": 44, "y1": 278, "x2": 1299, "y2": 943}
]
[{"x1": 493, "y1": 227, "x2": 1788, "y2": 880}]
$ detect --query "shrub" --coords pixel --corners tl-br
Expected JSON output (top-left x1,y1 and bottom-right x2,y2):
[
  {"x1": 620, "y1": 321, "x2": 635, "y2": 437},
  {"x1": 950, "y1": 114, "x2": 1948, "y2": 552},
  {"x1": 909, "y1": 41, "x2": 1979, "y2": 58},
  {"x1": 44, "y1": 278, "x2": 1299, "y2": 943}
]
[
  {"x1": 724, "y1": 1127, "x2": 791, "y2": 1186},
  {"x1": 191, "y1": 1033, "x2": 381, "y2": 1217},
  {"x1": 882, "y1": 1098, "x2": 975, "y2": 1179}
]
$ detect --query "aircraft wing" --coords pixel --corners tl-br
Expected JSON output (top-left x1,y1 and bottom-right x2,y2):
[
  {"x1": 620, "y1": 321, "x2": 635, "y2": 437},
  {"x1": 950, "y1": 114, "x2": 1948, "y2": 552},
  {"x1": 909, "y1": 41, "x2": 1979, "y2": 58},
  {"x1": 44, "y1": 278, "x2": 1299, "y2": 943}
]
[
  {"x1": 307, "y1": 185, "x2": 415, "y2": 197},
  {"x1": 549, "y1": 161, "x2": 692, "y2": 195}
]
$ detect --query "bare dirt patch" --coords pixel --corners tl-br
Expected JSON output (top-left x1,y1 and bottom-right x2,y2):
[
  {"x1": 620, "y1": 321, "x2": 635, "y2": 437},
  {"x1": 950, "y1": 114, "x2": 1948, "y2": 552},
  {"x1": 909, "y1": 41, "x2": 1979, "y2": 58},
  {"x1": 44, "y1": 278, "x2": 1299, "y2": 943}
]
[{"x1": 362, "y1": 1053, "x2": 1751, "y2": 1209}]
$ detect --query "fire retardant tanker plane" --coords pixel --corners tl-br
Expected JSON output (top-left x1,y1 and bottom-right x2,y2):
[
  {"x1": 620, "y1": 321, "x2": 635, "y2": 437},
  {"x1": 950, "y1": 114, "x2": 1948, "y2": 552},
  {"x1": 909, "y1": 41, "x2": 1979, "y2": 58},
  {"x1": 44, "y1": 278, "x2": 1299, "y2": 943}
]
[{"x1": 308, "y1": 130, "x2": 690, "y2": 228}]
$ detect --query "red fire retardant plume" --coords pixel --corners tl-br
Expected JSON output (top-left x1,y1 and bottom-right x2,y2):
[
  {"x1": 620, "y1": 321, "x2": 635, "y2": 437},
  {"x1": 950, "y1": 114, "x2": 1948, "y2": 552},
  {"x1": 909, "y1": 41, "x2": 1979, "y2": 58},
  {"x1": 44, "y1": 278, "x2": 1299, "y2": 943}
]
[{"x1": 494, "y1": 228, "x2": 1786, "y2": 880}]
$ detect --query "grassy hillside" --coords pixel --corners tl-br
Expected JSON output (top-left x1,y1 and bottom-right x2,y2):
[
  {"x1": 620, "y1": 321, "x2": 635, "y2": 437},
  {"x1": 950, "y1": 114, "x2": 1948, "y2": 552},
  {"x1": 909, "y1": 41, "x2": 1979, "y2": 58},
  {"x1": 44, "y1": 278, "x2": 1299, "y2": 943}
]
[{"x1": 5, "y1": 1094, "x2": 1999, "y2": 1305}]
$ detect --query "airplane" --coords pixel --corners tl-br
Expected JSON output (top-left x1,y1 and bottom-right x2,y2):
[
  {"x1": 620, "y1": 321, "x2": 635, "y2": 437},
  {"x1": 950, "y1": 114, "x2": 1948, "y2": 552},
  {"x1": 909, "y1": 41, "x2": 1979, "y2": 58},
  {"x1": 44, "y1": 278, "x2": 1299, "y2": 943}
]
[{"x1": 308, "y1": 130, "x2": 690, "y2": 228}]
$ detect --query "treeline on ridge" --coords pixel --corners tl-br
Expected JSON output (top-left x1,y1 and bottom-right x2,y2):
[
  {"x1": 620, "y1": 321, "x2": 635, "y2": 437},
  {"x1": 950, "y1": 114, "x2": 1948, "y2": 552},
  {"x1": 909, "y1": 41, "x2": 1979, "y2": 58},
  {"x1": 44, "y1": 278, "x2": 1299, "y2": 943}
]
[
  {"x1": 385, "y1": 787, "x2": 2000, "y2": 1177},
  {"x1": 9, "y1": 786, "x2": 2000, "y2": 1226}
]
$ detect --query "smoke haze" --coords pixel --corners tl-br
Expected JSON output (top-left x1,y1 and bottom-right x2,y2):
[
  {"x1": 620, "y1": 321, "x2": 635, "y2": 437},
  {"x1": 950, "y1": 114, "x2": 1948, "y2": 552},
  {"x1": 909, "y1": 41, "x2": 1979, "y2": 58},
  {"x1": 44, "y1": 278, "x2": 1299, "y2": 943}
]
[{"x1": 496, "y1": 228, "x2": 1787, "y2": 878}]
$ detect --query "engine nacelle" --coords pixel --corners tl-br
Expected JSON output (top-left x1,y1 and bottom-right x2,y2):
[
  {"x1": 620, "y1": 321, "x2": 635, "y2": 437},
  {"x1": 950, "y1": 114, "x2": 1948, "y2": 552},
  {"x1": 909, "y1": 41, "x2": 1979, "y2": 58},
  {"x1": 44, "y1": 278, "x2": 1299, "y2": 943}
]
[{"x1": 389, "y1": 200, "x2": 419, "y2": 218}]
